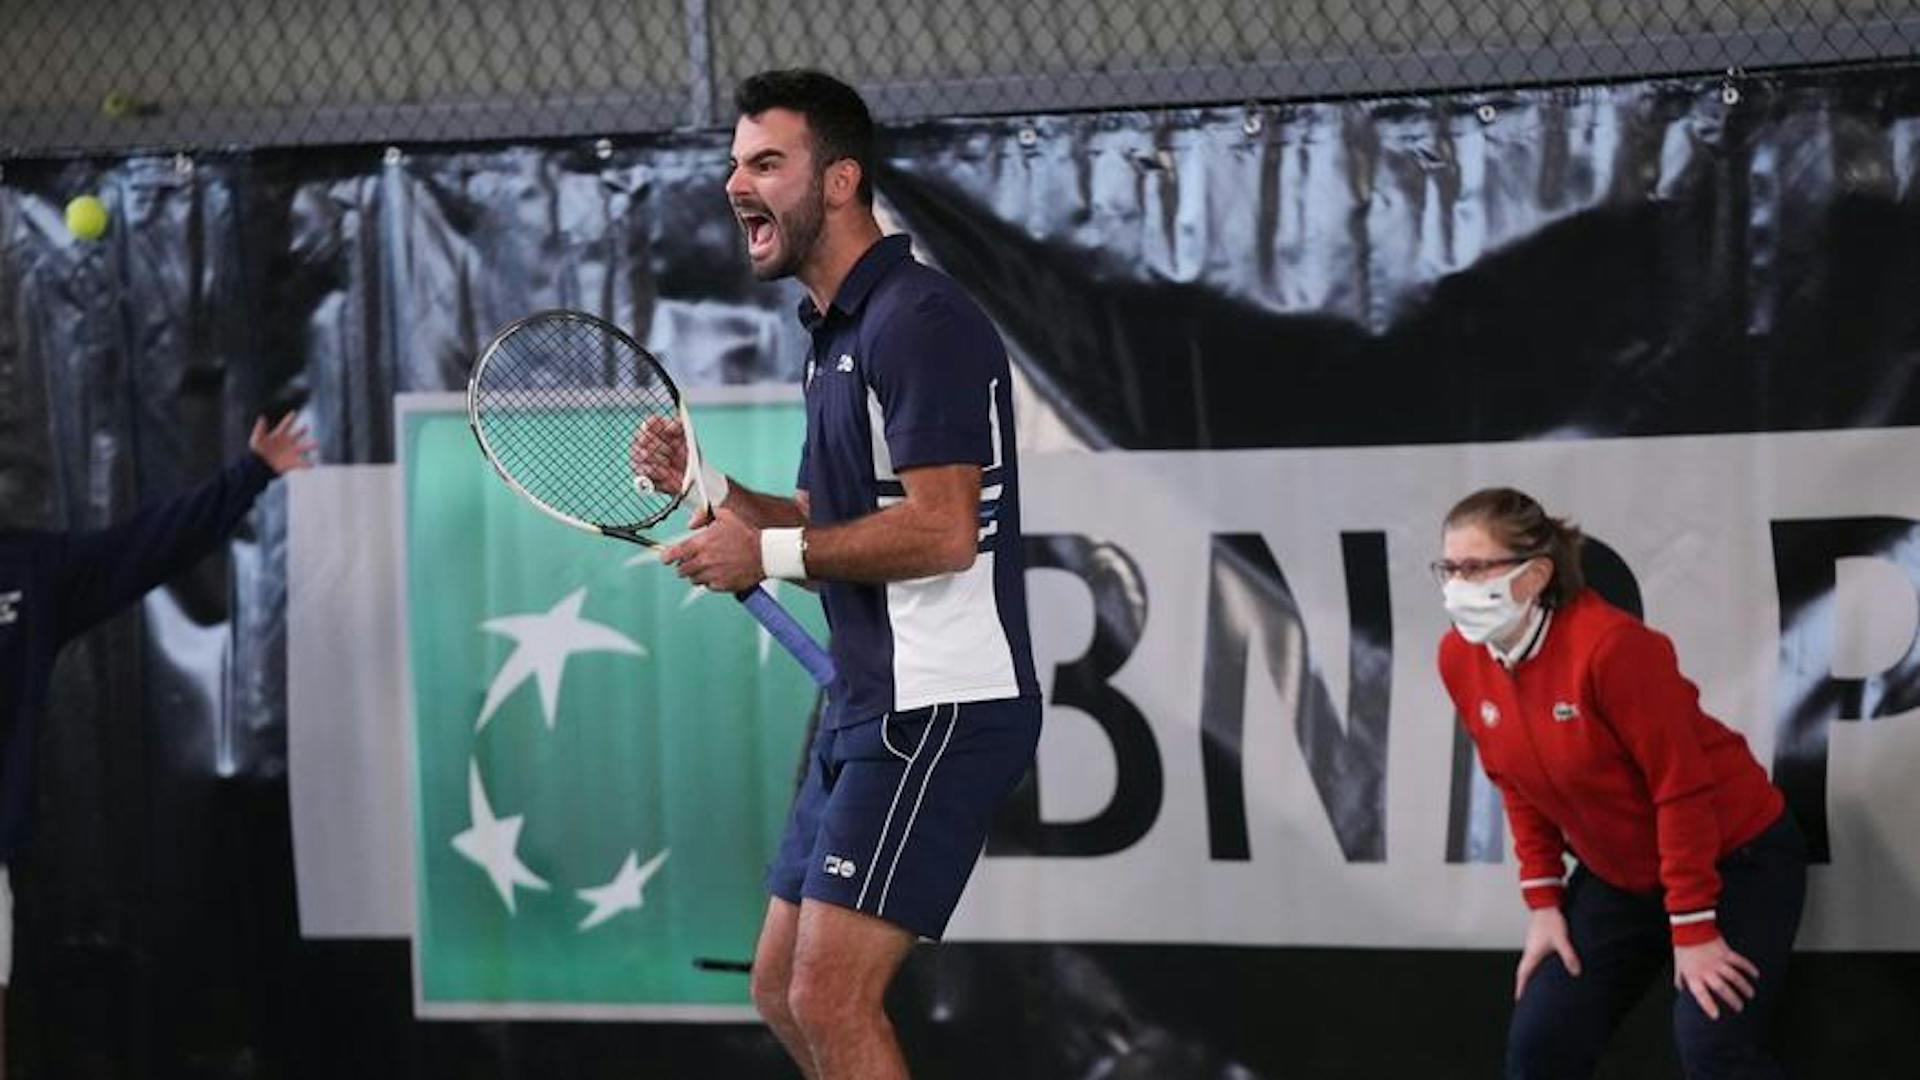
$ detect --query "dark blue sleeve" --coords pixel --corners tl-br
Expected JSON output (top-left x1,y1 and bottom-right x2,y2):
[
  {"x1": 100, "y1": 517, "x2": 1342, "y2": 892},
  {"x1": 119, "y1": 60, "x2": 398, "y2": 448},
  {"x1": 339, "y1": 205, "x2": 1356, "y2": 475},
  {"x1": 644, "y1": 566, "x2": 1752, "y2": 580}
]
[
  {"x1": 866, "y1": 291, "x2": 1004, "y2": 471},
  {"x1": 795, "y1": 438, "x2": 811, "y2": 493},
  {"x1": 52, "y1": 453, "x2": 277, "y2": 641}
]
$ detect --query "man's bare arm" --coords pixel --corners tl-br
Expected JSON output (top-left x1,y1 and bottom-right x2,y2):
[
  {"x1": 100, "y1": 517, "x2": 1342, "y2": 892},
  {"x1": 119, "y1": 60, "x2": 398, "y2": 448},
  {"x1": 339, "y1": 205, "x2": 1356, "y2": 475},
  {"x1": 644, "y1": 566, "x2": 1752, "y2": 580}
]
[
  {"x1": 716, "y1": 480, "x2": 809, "y2": 529},
  {"x1": 795, "y1": 464, "x2": 979, "y2": 583}
]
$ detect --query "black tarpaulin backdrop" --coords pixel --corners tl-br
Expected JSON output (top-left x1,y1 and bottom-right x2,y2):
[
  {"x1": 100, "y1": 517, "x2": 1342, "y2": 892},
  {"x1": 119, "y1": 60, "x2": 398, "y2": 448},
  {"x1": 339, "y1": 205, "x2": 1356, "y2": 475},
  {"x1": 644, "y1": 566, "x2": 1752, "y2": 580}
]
[{"x1": 2, "y1": 67, "x2": 1918, "y2": 1078}]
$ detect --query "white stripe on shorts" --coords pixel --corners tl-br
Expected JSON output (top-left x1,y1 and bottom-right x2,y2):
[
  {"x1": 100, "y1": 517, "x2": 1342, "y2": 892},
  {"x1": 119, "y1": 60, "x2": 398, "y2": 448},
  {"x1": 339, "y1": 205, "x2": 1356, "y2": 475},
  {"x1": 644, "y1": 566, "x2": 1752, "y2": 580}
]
[
  {"x1": 857, "y1": 708, "x2": 938, "y2": 910},
  {"x1": 878, "y1": 704, "x2": 960, "y2": 918}
]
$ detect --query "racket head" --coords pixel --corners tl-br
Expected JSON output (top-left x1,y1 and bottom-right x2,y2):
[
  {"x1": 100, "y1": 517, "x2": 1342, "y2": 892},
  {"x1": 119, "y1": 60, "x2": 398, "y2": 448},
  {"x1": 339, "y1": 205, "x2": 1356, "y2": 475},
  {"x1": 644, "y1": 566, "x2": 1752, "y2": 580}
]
[{"x1": 467, "y1": 310, "x2": 689, "y2": 540}]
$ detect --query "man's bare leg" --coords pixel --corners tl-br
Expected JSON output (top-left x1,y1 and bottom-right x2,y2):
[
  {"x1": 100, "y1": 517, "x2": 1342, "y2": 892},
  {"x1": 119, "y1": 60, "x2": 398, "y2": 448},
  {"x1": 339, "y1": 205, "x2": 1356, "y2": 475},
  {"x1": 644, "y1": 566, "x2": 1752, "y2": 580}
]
[
  {"x1": 788, "y1": 900, "x2": 915, "y2": 1080},
  {"x1": 751, "y1": 898, "x2": 817, "y2": 1078}
]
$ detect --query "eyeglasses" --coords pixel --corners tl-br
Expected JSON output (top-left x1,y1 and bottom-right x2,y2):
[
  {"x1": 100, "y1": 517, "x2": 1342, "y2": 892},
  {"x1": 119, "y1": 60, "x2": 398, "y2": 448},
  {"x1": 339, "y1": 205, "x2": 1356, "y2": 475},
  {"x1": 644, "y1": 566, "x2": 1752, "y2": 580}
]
[{"x1": 1428, "y1": 554, "x2": 1542, "y2": 584}]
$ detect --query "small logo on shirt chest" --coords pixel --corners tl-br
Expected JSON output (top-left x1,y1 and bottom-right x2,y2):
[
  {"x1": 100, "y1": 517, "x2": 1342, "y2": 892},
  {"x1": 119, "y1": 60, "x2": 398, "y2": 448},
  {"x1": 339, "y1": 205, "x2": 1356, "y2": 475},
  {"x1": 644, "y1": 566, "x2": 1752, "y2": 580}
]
[
  {"x1": 807, "y1": 355, "x2": 855, "y2": 389},
  {"x1": 1553, "y1": 702, "x2": 1581, "y2": 722},
  {"x1": 0, "y1": 590, "x2": 20, "y2": 625},
  {"x1": 1479, "y1": 701, "x2": 1500, "y2": 728}
]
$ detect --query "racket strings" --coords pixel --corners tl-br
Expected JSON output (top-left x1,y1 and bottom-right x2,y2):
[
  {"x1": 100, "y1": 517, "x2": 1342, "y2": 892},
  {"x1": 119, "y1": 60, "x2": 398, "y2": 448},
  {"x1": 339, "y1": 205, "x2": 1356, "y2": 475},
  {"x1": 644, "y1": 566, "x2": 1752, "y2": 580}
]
[{"x1": 470, "y1": 314, "x2": 684, "y2": 530}]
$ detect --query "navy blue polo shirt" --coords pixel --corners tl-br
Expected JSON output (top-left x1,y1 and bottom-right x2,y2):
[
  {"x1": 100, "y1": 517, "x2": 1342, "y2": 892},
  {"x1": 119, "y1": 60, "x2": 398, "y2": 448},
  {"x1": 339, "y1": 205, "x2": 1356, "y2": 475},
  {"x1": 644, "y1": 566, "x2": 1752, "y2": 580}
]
[
  {"x1": 795, "y1": 234, "x2": 1038, "y2": 728},
  {"x1": 0, "y1": 452, "x2": 275, "y2": 863}
]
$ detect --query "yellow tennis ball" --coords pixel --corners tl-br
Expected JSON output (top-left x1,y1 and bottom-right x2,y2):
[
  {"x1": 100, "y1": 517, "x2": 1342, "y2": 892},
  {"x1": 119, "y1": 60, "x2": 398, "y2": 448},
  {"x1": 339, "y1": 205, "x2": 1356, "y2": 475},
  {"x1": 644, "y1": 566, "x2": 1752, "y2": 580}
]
[{"x1": 65, "y1": 195, "x2": 109, "y2": 241}]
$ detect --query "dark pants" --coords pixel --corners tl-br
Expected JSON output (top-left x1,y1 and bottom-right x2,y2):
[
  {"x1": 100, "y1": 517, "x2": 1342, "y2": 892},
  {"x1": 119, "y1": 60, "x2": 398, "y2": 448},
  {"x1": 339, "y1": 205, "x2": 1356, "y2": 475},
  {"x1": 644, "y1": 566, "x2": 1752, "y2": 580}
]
[{"x1": 1507, "y1": 812, "x2": 1807, "y2": 1080}]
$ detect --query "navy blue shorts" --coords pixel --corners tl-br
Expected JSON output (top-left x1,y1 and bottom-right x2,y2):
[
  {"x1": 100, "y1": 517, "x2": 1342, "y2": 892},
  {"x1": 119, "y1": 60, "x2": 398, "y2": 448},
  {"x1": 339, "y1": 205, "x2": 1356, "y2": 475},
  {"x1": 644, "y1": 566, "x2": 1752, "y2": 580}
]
[{"x1": 766, "y1": 696, "x2": 1040, "y2": 940}]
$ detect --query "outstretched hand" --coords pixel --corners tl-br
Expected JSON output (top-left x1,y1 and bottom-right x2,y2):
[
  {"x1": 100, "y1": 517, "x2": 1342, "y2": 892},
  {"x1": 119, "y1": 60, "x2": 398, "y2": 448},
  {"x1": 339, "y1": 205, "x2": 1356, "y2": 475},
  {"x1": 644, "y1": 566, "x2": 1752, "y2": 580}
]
[{"x1": 249, "y1": 413, "x2": 318, "y2": 475}]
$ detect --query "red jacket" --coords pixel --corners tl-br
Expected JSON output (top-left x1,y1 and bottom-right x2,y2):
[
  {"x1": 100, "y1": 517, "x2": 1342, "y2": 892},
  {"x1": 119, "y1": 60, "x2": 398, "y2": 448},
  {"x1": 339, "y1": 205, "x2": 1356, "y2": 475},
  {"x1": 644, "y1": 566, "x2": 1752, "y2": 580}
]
[{"x1": 1438, "y1": 590, "x2": 1783, "y2": 946}]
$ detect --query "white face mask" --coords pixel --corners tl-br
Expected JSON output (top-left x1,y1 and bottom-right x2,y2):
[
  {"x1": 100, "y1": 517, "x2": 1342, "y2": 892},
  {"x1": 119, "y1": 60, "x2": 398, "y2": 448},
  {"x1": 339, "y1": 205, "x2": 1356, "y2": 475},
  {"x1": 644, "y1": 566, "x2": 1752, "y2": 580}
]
[{"x1": 1442, "y1": 562, "x2": 1535, "y2": 644}]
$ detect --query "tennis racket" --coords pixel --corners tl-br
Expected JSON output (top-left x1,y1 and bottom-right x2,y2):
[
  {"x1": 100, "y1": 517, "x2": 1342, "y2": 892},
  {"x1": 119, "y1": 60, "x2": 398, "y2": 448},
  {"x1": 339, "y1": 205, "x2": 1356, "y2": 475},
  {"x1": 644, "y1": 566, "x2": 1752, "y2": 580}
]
[{"x1": 466, "y1": 309, "x2": 836, "y2": 688}]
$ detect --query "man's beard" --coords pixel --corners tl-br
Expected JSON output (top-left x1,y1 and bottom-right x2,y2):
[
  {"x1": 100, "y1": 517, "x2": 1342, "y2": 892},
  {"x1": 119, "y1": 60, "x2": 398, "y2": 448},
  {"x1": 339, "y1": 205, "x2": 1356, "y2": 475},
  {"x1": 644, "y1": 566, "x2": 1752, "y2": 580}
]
[{"x1": 750, "y1": 175, "x2": 826, "y2": 282}]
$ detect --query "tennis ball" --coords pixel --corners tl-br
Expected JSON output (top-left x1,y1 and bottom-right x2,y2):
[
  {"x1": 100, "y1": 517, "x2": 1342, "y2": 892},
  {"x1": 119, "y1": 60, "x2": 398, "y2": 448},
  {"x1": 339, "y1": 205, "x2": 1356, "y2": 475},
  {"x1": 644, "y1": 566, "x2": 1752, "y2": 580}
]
[
  {"x1": 101, "y1": 91, "x2": 134, "y2": 119},
  {"x1": 65, "y1": 195, "x2": 109, "y2": 241}
]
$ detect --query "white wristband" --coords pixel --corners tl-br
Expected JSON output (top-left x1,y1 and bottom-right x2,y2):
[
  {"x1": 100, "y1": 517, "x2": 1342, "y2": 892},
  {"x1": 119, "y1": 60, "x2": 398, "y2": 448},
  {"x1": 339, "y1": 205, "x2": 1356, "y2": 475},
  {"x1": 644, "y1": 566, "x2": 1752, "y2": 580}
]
[{"x1": 760, "y1": 528, "x2": 807, "y2": 581}]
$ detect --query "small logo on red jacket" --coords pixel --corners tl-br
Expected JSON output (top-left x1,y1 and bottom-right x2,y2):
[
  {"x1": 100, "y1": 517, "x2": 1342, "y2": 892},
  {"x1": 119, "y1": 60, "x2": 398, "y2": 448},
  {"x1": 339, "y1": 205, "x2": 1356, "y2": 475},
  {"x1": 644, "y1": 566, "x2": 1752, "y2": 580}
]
[
  {"x1": 1553, "y1": 702, "x2": 1581, "y2": 722},
  {"x1": 1479, "y1": 701, "x2": 1500, "y2": 727}
]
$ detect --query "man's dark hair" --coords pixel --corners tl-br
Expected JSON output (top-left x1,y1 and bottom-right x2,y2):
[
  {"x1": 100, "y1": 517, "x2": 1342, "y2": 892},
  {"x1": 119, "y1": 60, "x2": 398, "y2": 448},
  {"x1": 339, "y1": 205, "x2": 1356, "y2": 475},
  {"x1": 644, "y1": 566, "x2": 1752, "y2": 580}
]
[{"x1": 735, "y1": 69, "x2": 875, "y2": 206}]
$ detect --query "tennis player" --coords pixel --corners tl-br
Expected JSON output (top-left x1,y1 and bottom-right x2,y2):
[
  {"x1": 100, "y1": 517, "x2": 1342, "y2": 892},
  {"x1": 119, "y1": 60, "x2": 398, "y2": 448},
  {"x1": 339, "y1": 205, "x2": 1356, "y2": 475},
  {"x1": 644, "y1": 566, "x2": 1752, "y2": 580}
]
[{"x1": 644, "y1": 70, "x2": 1040, "y2": 1080}]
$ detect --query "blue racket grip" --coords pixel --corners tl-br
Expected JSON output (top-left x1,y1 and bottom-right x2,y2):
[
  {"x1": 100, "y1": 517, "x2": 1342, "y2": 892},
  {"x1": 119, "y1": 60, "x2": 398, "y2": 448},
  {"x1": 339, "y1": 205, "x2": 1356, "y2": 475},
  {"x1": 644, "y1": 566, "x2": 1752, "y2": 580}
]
[{"x1": 736, "y1": 586, "x2": 837, "y2": 688}]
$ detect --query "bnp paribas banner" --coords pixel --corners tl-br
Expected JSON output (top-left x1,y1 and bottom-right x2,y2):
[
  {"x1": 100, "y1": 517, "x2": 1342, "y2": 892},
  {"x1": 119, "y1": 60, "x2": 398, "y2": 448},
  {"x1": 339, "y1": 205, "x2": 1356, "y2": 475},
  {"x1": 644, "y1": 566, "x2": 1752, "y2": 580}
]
[
  {"x1": 289, "y1": 414, "x2": 1920, "y2": 983},
  {"x1": 398, "y1": 390, "x2": 818, "y2": 1020}
]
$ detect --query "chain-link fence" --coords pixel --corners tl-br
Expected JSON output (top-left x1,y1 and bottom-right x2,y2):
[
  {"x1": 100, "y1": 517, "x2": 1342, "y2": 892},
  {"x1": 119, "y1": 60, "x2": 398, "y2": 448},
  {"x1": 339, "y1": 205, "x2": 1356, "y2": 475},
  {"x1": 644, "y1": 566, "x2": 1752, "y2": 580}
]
[{"x1": 0, "y1": 0, "x2": 1915, "y2": 155}]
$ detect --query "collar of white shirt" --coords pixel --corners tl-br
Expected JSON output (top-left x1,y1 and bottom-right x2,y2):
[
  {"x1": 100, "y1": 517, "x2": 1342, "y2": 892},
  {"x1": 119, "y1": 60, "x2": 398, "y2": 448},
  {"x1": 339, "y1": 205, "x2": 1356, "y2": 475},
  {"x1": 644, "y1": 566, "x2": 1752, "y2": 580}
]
[{"x1": 1488, "y1": 605, "x2": 1552, "y2": 670}]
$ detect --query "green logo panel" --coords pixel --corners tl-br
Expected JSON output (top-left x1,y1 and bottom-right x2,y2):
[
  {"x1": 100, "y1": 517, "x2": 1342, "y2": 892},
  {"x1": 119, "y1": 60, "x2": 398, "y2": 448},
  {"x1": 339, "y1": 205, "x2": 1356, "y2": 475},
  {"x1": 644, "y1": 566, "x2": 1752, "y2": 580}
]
[{"x1": 403, "y1": 396, "x2": 816, "y2": 1016}]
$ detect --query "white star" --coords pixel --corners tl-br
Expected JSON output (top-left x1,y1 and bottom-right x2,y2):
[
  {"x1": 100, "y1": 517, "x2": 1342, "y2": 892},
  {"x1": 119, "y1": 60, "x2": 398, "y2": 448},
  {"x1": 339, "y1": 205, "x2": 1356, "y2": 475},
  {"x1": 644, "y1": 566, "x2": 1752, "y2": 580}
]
[
  {"x1": 575, "y1": 848, "x2": 670, "y2": 932},
  {"x1": 450, "y1": 761, "x2": 550, "y2": 914},
  {"x1": 476, "y1": 587, "x2": 646, "y2": 731},
  {"x1": 669, "y1": 578, "x2": 783, "y2": 667},
  {"x1": 622, "y1": 534, "x2": 789, "y2": 667}
]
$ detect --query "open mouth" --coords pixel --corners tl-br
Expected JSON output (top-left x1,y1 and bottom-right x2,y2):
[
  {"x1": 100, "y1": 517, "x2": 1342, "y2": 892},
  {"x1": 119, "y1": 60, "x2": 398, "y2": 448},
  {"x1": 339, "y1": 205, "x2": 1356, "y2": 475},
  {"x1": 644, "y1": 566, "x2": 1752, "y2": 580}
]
[{"x1": 736, "y1": 209, "x2": 775, "y2": 257}]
